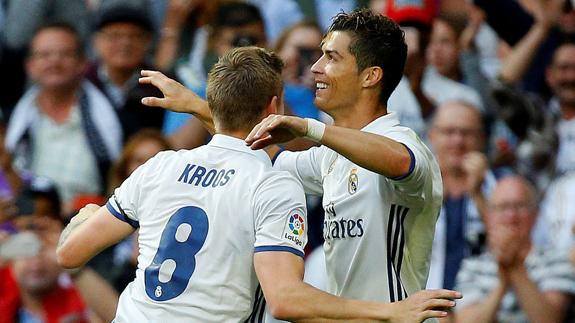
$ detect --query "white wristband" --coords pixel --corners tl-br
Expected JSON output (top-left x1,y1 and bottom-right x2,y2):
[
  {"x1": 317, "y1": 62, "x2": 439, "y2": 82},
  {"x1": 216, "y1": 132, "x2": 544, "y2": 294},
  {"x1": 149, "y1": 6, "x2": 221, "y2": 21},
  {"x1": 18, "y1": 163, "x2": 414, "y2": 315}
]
[{"x1": 305, "y1": 118, "x2": 326, "y2": 142}]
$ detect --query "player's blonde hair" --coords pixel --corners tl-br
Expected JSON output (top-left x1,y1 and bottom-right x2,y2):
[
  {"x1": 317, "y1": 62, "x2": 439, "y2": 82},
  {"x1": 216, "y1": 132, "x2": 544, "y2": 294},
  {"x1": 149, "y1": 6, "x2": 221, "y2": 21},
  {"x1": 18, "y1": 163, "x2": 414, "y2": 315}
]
[{"x1": 207, "y1": 46, "x2": 284, "y2": 132}]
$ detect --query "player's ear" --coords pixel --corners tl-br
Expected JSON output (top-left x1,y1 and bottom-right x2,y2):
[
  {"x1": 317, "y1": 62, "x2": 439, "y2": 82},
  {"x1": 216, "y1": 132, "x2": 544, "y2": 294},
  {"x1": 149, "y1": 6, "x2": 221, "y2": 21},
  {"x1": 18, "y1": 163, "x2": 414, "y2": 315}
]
[
  {"x1": 266, "y1": 95, "x2": 283, "y2": 115},
  {"x1": 361, "y1": 66, "x2": 383, "y2": 88}
]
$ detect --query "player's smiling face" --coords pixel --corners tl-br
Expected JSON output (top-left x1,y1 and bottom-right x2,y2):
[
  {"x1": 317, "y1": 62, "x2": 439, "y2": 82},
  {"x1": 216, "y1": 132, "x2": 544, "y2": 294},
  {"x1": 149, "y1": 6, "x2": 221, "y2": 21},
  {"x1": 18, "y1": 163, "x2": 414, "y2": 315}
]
[{"x1": 311, "y1": 31, "x2": 362, "y2": 115}]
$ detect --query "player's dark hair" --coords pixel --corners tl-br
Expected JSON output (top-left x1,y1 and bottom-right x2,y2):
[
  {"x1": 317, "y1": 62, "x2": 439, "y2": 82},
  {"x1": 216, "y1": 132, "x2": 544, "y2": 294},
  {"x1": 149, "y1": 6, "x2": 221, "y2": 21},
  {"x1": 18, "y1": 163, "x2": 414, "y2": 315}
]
[{"x1": 328, "y1": 9, "x2": 407, "y2": 105}]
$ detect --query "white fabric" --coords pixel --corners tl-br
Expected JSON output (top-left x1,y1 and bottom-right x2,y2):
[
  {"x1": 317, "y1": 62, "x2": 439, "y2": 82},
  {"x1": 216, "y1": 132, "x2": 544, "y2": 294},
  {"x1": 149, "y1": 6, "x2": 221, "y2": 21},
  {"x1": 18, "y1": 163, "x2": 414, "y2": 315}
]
[
  {"x1": 388, "y1": 68, "x2": 484, "y2": 140},
  {"x1": 555, "y1": 117, "x2": 575, "y2": 175},
  {"x1": 5, "y1": 80, "x2": 122, "y2": 160},
  {"x1": 533, "y1": 172, "x2": 575, "y2": 249},
  {"x1": 426, "y1": 171, "x2": 496, "y2": 289},
  {"x1": 422, "y1": 67, "x2": 484, "y2": 111},
  {"x1": 109, "y1": 135, "x2": 307, "y2": 322},
  {"x1": 31, "y1": 105, "x2": 101, "y2": 202},
  {"x1": 275, "y1": 112, "x2": 443, "y2": 302}
]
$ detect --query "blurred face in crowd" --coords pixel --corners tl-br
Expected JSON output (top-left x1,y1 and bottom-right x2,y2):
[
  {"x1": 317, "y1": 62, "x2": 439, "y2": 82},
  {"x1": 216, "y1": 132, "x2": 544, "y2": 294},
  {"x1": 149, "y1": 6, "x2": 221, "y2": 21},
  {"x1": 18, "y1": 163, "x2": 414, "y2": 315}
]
[
  {"x1": 311, "y1": 31, "x2": 362, "y2": 116},
  {"x1": 428, "y1": 102, "x2": 484, "y2": 172},
  {"x1": 277, "y1": 25, "x2": 323, "y2": 86},
  {"x1": 559, "y1": 2, "x2": 575, "y2": 34},
  {"x1": 126, "y1": 138, "x2": 166, "y2": 175},
  {"x1": 212, "y1": 23, "x2": 266, "y2": 58},
  {"x1": 95, "y1": 22, "x2": 152, "y2": 73},
  {"x1": 26, "y1": 28, "x2": 86, "y2": 90},
  {"x1": 426, "y1": 18, "x2": 459, "y2": 79},
  {"x1": 487, "y1": 177, "x2": 538, "y2": 239},
  {"x1": 546, "y1": 43, "x2": 575, "y2": 107},
  {"x1": 12, "y1": 241, "x2": 61, "y2": 295}
]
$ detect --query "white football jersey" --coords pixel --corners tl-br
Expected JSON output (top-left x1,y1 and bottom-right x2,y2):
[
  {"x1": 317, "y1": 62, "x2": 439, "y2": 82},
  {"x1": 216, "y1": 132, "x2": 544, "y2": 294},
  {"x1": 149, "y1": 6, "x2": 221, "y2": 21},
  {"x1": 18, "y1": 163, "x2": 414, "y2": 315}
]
[
  {"x1": 106, "y1": 135, "x2": 307, "y2": 322},
  {"x1": 275, "y1": 112, "x2": 442, "y2": 302}
]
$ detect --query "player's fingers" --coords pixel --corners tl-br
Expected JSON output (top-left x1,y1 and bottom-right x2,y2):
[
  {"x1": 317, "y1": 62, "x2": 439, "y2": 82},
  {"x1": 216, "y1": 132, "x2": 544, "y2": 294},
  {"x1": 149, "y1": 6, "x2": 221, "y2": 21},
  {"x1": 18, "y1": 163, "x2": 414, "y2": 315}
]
[
  {"x1": 248, "y1": 135, "x2": 274, "y2": 150},
  {"x1": 141, "y1": 96, "x2": 169, "y2": 108},
  {"x1": 245, "y1": 121, "x2": 266, "y2": 144},
  {"x1": 254, "y1": 119, "x2": 274, "y2": 139},
  {"x1": 420, "y1": 310, "x2": 449, "y2": 320},
  {"x1": 431, "y1": 289, "x2": 463, "y2": 299},
  {"x1": 424, "y1": 298, "x2": 456, "y2": 309},
  {"x1": 265, "y1": 115, "x2": 284, "y2": 132}
]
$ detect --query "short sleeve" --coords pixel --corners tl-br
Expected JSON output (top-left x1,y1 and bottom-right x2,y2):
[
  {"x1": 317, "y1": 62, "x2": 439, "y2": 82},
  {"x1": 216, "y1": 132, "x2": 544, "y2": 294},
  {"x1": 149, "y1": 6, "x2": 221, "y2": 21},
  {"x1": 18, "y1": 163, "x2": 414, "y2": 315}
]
[
  {"x1": 273, "y1": 146, "x2": 325, "y2": 196},
  {"x1": 386, "y1": 129, "x2": 438, "y2": 198},
  {"x1": 105, "y1": 152, "x2": 167, "y2": 228},
  {"x1": 253, "y1": 173, "x2": 308, "y2": 258}
]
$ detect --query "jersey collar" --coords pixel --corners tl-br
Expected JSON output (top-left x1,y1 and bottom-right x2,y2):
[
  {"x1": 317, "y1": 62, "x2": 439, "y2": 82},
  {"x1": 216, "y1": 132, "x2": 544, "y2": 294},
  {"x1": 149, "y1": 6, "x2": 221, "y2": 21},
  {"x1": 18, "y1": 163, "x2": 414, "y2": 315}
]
[
  {"x1": 361, "y1": 112, "x2": 400, "y2": 132},
  {"x1": 208, "y1": 134, "x2": 272, "y2": 166}
]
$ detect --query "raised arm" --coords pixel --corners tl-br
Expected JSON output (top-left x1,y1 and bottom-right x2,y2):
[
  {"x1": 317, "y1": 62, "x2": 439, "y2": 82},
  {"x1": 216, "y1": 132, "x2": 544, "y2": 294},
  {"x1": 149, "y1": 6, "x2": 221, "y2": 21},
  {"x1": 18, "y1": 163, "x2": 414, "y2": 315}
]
[
  {"x1": 139, "y1": 70, "x2": 215, "y2": 133},
  {"x1": 245, "y1": 115, "x2": 413, "y2": 178},
  {"x1": 57, "y1": 204, "x2": 135, "y2": 269},
  {"x1": 497, "y1": 0, "x2": 562, "y2": 84},
  {"x1": 255, "y1": 251, "x2": 461, "y2": 322}
]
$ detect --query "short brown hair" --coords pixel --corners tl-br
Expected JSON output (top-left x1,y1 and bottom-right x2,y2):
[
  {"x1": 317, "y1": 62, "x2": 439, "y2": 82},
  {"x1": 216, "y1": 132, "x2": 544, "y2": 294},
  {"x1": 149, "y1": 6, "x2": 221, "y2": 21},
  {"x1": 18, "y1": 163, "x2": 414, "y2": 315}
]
[{"x1": 207, "y1": 46, "x2": 284, "y2": 132}]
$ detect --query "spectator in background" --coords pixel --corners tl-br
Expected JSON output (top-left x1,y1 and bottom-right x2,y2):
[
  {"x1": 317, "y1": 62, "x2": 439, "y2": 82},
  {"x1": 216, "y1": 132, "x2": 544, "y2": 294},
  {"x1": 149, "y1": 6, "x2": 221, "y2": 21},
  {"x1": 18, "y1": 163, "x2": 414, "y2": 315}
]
[
  {"x1": 474, "y1": 0, "x2": 574, "y2": 98},
  {"x1": 108, "y1": 129, "x2": 172, "y2": 193},
  {"x1": 275, "y1": 20, "x2": 324, "y2": 121},
  {"x1": 0, "y1": 179, "x2": 118, "y2": 323},
  {"x1": 454, "y1": 176, "x2": 575, "y2": 323},
  {"x1": 4, "y1": 22, "x2": 122, "y2": 214},
  {"x1": 1, "y1": 0, "x2": 90, "y2": 51},
  {"x1": 162, "y1": 1, "x2": 266, "y2": 149},
  {"x1": 546, "y1": 42, "x2": 575, "y2": 175},
  {"x1": 87, "y1": 4, "x2": 166, "y2": 140},
  {"x1": 426, "y1": 101, "x2": 494, "y2": 290},
  {"x1": 533, "y1": 171, "x2": 575, "y2": 250}
]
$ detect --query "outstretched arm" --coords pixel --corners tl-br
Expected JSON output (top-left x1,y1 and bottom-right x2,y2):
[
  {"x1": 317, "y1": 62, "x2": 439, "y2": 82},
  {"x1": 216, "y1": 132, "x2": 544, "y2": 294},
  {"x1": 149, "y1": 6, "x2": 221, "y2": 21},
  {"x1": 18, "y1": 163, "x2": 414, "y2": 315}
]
[
  {"x1": 255, "y1": 251, "x2": 461, "y2": 322},
  {"x1": 57, "y1": 204, "x2": 135, "y2": 269},
  {"x1": 139, "y1": 70, "x2": 215, "y2": 133},
  {"x1": 245, "y1": 115, "x2": 413, "y2": 179}
]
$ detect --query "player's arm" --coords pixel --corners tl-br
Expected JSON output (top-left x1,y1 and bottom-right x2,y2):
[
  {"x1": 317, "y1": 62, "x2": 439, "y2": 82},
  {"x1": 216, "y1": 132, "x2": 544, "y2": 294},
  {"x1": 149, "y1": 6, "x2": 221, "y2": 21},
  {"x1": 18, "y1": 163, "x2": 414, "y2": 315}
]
[
  {"x1": 139, "y1": 70, "x2": 215, "y2": 133},
  {"x1": 245, "y1": 115, "x2": 413, "y2": 178},
  {"x1": 255, "y1": 251, "x2": 461, "y2": 322},
  {"x1": 57, "y1": 204, "x2": 135, "y2": 269}
]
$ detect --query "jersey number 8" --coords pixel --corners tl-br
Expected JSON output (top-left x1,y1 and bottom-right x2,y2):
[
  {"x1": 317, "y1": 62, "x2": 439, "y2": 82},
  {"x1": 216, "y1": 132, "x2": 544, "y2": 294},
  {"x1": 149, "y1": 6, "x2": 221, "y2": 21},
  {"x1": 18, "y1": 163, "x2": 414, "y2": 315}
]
[{"x1": 144, "y1": 206, "x2": 209, "y2": 301}]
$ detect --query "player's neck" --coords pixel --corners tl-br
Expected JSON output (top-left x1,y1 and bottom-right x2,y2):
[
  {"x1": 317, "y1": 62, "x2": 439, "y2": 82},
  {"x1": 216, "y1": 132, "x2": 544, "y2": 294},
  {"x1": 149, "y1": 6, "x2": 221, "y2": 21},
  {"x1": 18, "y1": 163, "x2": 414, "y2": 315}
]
[
  {"x1": 332, "y1": 103, "x2": 387, "y2": 129},
  {"x1": 216, "y1": 129, "x2": 250, "y2": 140}
]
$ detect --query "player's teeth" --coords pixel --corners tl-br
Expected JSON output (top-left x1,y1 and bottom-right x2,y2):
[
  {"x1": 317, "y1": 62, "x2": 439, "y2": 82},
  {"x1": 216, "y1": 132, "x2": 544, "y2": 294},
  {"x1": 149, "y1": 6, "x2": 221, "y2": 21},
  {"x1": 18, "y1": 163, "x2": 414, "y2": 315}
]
[{"x1": 316, "y1": 83, "x2": 327, "y2": 89}]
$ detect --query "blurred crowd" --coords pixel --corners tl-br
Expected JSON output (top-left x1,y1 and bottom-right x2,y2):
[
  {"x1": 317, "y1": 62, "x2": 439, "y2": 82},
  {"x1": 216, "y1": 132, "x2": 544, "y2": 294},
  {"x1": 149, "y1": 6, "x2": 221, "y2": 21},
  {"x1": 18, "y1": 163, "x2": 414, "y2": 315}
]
[{"x1": 0, "y1": 0, "x2": 574, "y2": 322}]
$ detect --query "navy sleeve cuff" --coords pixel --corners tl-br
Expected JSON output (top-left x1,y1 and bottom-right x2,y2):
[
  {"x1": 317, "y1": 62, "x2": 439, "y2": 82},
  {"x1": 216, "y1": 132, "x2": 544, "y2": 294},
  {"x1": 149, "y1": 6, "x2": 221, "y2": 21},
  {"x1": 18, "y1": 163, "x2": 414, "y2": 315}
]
[
  {"x1": 271, "y1": 147, "x2": 285, "y2": 165},
  {"x1": 390, "y1": 144, "x2": 416, "y2": 181},
  {"x1": 254, "y1": 245, "x2": 304, "y2": 258},
  {"x1": 106, "y1": 200, "x2": 139, "y2": 229}
]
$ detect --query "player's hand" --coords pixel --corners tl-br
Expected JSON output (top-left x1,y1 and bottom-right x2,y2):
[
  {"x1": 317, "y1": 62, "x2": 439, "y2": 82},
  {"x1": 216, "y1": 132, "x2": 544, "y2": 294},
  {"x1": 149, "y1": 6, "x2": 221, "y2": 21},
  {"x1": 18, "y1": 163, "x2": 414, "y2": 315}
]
[
  {"x1": 462, "y1": 151, "x2": 488, "y2": 196},
  {"x1": 388, "y1": 289, "x2": 462, "y2": 323},
  {"x1": 70, "y1": 204, "x2": 100, "y2": 225},
  {"x1": 245, "y1": 113, "x2": 307, "y2": 150},
  {"x1": 139, "y1": 70, "x2": 198, "y2": 113}
]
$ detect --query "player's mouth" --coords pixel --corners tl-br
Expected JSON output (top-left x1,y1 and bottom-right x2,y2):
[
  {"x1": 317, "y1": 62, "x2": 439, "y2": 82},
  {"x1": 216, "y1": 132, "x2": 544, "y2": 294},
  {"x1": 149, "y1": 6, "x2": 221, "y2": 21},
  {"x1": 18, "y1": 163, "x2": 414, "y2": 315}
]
[{"x1": 316, "y1": 82, "x2": 329, "y2": 94}]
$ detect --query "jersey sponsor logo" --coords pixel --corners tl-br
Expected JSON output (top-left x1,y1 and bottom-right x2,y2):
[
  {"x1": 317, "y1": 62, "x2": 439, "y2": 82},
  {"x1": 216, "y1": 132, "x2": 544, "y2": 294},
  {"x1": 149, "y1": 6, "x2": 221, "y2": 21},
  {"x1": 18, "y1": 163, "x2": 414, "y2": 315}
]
[
  {"x1": 177, "y1": 163, "x2": 236, "y2": 187},
  {"x1": 323, "y1": 202, "x2": 364, "y2": 242},
  {"x1": 283, "y1": 212, "x2": 305, "y2": 247},
  {"x1": 348, "y1": 168, "x2": 358, "y2": 194}
]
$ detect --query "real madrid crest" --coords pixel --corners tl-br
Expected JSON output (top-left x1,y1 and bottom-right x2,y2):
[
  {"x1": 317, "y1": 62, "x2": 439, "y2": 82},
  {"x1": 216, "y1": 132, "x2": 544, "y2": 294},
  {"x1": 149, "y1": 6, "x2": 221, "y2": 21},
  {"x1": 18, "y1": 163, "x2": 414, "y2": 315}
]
[{"x1": 348, "y1": 168, "x2": 358, "y2": 194}]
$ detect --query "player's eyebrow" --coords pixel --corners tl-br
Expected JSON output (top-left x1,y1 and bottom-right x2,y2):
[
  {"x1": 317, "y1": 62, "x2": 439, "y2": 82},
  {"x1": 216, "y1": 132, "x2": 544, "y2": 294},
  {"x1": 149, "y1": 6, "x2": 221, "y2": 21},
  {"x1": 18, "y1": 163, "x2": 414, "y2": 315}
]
[{"x1": 324, "y1": 49, "x2": 343, "y2": 59}]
